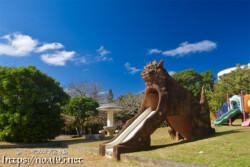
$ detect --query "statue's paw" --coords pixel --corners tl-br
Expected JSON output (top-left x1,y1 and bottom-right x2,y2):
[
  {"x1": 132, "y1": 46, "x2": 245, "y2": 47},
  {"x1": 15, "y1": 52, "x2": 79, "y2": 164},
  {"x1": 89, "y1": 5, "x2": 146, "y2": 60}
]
[{"x1": 168, "y1": 129, "x2": 176, "y2": 140}]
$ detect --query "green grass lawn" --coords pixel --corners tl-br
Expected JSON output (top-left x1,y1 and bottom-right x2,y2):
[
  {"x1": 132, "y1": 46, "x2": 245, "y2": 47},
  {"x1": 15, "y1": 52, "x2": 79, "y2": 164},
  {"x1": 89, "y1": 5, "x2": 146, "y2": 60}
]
[
  {"x1": 129, "y1": 125, "x2": 250, "y2": 167},
  {"x1": 68, "y1": 119, "x2": 250, "y2": 167},
  {"x1": 0, "y1": 120, "x2": 249, "y2": 167}
]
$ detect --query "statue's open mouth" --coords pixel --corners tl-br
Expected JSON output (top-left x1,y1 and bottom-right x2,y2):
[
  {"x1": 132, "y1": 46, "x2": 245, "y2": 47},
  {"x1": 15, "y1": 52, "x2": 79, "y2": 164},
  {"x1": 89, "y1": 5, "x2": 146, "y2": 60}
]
[{"x1": 144, "y1": 87, "x2": 159, "y2": 111}]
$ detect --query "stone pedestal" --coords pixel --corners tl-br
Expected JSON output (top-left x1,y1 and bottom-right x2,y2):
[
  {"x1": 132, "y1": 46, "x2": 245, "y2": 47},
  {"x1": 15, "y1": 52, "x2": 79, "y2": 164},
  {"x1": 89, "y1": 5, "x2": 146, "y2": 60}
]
[
  {"x1": 107, "y1": 110, "x2": 114, "y2": 127},
  {"x1": 104, "y1": 126, "x2": 115, "y2": 136}
]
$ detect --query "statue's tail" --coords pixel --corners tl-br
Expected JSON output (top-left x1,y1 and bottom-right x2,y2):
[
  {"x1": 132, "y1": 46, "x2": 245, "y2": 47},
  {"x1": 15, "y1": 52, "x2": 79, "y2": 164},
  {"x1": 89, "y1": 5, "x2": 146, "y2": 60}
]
[
  {"x1": 200, "y1": 86, "x2": 212, "y2": 127},
  {"x1": 200, "y1": 86, "x2": 208, "y2": 108}
]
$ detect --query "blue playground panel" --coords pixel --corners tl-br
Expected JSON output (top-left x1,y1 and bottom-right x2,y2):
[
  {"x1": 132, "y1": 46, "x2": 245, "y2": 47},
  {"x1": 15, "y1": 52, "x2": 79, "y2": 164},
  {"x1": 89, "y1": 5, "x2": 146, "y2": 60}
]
[{"x1": 217, "y1": 103, "x2": 239, "y2": 119}]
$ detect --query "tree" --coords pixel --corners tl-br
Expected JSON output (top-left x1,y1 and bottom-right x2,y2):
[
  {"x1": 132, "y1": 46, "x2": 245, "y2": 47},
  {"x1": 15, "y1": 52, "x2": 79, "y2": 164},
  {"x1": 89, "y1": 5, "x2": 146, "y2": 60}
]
[
  {"x1": 172, "y1": 69, "x2": 215, "y2": 100},
  {"x1": 92, "y1": 86, "x2": 98, "y2": 102},
  {"x1": 115, "y1": 93, "x2": 144, "y2": 125},
  {"x1": 0, "y1": 66, "x2": 69, "y2": 142},
  {"x1": 107, "y1": 89, "x2": 113, "y2": 102},
  {"x1": 201, "y1": 70, "x2": 215, "y2": 92},
  {"x1": 208, "y1": 65, "x2": 250, "y2": 112},
  {"x1": 64, "y1": 97, "x2": 99, "y2": 137},
  {"x1": 66, "y1": 81, "x2": 106, "y2": 104}
]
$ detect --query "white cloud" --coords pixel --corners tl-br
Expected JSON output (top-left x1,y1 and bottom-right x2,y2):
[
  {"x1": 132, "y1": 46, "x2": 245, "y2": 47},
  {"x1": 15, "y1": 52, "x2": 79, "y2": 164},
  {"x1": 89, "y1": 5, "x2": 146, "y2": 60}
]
[
  {"x1": 168, "y1": 71, "x2": 176, "y2": 75},
  {"x1": 97, "y1": 56, "x2": 113, "y2": 62},
  {"x1": 36, "y1": 43, "x2": 64, "y2": 52},
  {"x1": 0, "y1": 33, "x2": 38, "y2": 56},
  {"x1": 96, "y1": 45, "x2": 113, "y2": 62},
  {"x1": 79, "y1": 57, "x2": 87, "y2": 63},
  {"x1": 75, "y1": 56, "x2": 87, "y2": 64},
  {"x1": 41, "y1": 50, "x2": 76, "y2": 66},
  {"x1": 98, "y1": 91, "x2": 108, "y2": 95},
  {"x1": 73, "y1": 53, "x2": 92, "y2": 65},
  {"x1": 97, "y1": 45, "x2": 111, "y2": 56},
  {"x1": 162, "y1": 40, "x2": 216, "y2": 57},
  {"x1": 124, "y1": 62, "x2": 142, "y2": 75},
  {"x1": 147, "y1": 48, "x2": 162, "y2": 55},
  {"x1": 82, "y1": 68, "x2": 89, "y2": 72},
  {"x1": 0, "y1": 32, "x2": 77, "y2": 66},
  {"x1": 0, "y1": 32, "x2": 114, "y2": 66}
]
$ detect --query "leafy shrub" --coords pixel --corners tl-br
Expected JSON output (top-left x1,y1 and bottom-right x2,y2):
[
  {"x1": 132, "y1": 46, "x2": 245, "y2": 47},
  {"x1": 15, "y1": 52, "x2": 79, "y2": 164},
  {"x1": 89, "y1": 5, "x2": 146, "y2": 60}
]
[{"x1": 0, "y1": 66, "x2": 69, "y2": 142}]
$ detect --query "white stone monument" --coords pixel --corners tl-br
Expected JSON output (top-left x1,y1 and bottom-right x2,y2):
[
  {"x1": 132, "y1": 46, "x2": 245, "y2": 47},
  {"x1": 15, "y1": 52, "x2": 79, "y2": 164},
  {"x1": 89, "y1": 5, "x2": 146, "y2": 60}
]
[{"x1": 97, "y1": 103, "x2": 122, "y2": 136}]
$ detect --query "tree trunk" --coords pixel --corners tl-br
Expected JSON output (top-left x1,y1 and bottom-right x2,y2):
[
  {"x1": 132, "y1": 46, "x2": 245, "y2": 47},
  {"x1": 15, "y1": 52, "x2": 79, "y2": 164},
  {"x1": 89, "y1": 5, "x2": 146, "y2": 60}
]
[
  {"x1": 76, "y1": 127, "x2": 80, "y2": 137},
  {"x1": 79, "y1": 125, "x2": 83, "y2": 137}
]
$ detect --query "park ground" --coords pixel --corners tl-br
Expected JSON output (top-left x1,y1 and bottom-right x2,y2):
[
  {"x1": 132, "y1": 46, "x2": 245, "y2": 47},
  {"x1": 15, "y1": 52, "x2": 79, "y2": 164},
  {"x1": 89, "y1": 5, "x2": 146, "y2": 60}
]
[{"x1": 0, "y1": 119, "x2": 249, "y2": 167}]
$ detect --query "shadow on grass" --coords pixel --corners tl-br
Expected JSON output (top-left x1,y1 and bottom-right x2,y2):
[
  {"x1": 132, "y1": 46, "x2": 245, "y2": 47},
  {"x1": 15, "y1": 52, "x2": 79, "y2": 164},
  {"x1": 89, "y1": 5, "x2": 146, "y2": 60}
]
[
  {"x1": 210, "y1": 129, "x2": 242, "y2": 137},
  {"x1": 0, "y1": 136, "x2": 114, "y2": 149},
  {"x1": 150, "y1": 129, "x2": 241, "y2": 150}
]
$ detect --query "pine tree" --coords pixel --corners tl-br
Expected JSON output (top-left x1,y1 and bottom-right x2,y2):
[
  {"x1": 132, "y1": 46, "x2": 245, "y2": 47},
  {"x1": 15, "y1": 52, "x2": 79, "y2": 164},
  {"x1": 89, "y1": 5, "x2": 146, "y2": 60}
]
[{"x1": 107, "y1": 89, "x2": 114, "y2": 102}]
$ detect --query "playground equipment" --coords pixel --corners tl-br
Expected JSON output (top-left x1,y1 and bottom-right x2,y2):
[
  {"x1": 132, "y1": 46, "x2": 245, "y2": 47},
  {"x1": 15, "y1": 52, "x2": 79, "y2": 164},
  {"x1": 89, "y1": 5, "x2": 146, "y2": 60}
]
[
  {"x1": 216, "y1": 102, "x2": 239, "y2": 119},
  {"x1": 242, "y1": 94, "x2": 250, "y2": 127},
  {"x1": 100, "y1": 60, "x2": 215, "y2": 160},
  {"x1": 242, "y1": 119, "x2": 250, "y2": 127},
  {"x1": 214, "y1": 92, "x2": 250, "y2": 126}
]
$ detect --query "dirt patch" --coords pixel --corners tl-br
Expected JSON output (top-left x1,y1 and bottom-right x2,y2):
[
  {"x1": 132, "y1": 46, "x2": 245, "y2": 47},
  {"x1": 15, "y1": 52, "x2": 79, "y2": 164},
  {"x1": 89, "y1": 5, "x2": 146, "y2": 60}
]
[{"x1": 0, "y1": 148, "x2": 142, "y2": 167}]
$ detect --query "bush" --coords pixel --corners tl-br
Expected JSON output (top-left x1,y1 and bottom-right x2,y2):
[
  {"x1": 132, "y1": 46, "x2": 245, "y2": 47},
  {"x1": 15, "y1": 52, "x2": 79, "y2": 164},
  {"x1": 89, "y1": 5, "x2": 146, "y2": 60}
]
[{"x1": 0, "y1": 66, "x2": 69, "y2": 142}]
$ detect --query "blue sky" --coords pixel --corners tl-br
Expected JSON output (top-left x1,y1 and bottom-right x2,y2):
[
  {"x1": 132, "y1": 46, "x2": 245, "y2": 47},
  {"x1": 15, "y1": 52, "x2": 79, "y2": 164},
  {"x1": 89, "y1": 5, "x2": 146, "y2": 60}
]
[{"x1": 0, "y1": 0, "x2": 249, "y2": 98}]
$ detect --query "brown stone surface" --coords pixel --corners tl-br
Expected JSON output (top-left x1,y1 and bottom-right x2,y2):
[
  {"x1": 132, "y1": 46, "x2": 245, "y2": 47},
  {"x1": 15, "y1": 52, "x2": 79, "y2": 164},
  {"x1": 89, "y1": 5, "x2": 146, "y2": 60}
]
[{"x1": 100, "y1": 60, "x2": 215, "y2": 160}]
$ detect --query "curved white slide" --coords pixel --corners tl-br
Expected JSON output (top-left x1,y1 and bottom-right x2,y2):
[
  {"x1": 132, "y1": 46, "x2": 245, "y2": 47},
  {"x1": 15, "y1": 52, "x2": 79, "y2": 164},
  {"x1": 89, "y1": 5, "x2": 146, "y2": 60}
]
[{"x1": 105, "y1": 107, "x2": 155, "y2": 158}]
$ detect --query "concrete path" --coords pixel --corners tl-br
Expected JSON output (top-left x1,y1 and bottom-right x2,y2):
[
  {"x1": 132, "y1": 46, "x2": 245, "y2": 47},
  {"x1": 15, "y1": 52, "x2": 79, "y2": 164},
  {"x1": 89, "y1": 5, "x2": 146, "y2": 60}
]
[{"x1": 69, "y1": 145, "x2": 207, "y2": 167}]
